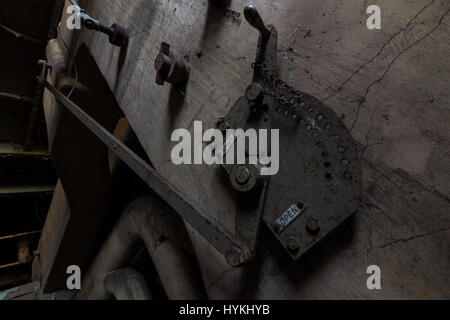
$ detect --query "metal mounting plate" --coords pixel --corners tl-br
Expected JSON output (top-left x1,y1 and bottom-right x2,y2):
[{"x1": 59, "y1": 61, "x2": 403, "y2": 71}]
[{"x1": 224, "y1": 86, "x2": 362, "y2": 260}]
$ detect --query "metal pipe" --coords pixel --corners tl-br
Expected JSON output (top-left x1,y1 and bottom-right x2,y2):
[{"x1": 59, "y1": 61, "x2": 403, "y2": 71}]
[
  {"x1": 76, "y1": 196, "x2": 207, "y2": 300},
  {"x1": 104, "y1": 268, "x2": 152, "y2": 300}
]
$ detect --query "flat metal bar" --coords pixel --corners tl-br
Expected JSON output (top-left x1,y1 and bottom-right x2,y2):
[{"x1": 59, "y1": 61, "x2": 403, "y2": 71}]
[{"x1": 41, "y1": 78, "x2": 240, "y2": 256}]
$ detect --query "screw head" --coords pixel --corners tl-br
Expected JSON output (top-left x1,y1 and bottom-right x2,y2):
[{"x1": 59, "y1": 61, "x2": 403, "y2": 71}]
[
  {"x1": 287, "y1": 237, "x2": 300, "y2": 251},
  {"x1": 306, "y1": 218, "x2": 320, "y2": 234},
  {"x1": 234, "y1": 166, "x2": 251, "y2": 185}
]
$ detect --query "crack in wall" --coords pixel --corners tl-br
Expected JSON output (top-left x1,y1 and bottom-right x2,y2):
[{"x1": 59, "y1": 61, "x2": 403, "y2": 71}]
[
  {"x1": 349, "y1": 8, "x2": 449, "y2": 130},
  {"x1": 324, "y1": 0, "x2": 438, "y2": 102},
  {"x1": 377, "y1": 227, "x2": 450, "y2": 249}
]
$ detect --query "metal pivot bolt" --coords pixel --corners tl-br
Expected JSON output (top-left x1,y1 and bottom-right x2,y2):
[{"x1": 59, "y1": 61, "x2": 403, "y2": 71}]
[
  {"x1": 155, "y1": 42, "x2": 188, "y2": 86},
  {"x1": 226, "y1": 246, "x2": 250, "y2": 267},
  {"x1": 245, "y1": 83, "x2": 264, "y2": 102},
  {"x1": 229, "y1": 164, "x2": 260, "y2": 192},
  {"x1": 244, "y1": 5, "x2": 270, "y2": 38},
  {"x1": 235, "y1": 166, "x2": 251, "y2": 185}
]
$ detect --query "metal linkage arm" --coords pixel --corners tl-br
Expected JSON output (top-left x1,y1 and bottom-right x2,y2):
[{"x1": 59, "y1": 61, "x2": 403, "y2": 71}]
[{"x1": 40, "y1": 77, "x2": 246, "y2": 266}]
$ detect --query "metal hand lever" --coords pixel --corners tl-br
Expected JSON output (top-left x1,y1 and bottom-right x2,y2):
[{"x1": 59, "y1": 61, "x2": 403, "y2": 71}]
[
  {"x1": 242, "y1": 5, "x2": 278, "y2": 84},
  {"x1": 69, "y1": 0, "x2": 128, "y2": 47},
  {"x1": 244, "y1": 5, "x2": 270, "y2": 37}
]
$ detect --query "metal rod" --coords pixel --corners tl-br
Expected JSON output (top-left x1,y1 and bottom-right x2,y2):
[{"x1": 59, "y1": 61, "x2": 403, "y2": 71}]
[
  {"x1": 40, "y1": 78, "x2": 242, "y2": 257},
  {"x1": 0, "y1": 262, "x2": 21, "y2": 270},
  {"x1": 0, "y1": 24, "x2": 46, "y2": 47},
  {"x1": 0, "y1": 92, "x2": 33, "y2": 104},
  {"x1": 0, "y1": 230, "x2": 42, "y2": 241}
]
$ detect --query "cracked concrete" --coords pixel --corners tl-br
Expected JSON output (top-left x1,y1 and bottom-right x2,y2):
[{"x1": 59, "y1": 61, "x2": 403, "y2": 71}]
[{"x1": 377, "y1": 227, "x2": 450, "y2": 249}]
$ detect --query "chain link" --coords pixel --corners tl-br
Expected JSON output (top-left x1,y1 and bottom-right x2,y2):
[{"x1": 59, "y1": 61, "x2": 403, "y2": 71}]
[{"x1": 251, "y1": 63, "x2": 304, "y2": 110}]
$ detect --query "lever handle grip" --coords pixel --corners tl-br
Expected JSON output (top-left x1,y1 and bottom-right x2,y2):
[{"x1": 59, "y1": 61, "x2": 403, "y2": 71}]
[{"x1": 244, "y1": 5, "x2": 270, "y2": 37}]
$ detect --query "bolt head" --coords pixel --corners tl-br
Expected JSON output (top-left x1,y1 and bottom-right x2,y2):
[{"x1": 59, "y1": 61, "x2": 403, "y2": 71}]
[
  {"x1": 226, "y1": 247, "x2": 244, "y2": 267},
  {"x1": 287, "y1": 237, "x2": 300, "y2": 251},
  {"x1": 245, "y1": 83, "x2": 264, "y2": 102},
  {"x1": 306, "y1": 218, "x2": 320, "y2": 234},
  {"x1": 234, "y1": 166, "x2": 251, "y2": 185}
]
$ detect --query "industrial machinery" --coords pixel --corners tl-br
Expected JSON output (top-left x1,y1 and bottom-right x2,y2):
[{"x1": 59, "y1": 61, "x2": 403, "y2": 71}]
[{"x1": 38, "y1": 5, "x2": 362, "y2": 270}]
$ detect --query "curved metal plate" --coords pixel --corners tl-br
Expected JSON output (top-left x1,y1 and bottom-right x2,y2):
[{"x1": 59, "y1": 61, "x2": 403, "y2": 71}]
[{"x1": 225, "y1": 86, "x2": 362, "y2": 260}]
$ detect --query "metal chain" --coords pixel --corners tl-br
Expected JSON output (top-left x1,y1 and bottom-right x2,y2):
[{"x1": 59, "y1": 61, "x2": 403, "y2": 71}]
[{"x1": 251, "y1": 63, "x2": 305, "y2": 110}]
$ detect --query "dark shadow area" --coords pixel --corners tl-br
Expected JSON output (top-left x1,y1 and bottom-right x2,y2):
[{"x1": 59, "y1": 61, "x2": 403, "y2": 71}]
[
  {"x1": 167, "y1": 73, "x2": 189, "y2": 127},
  {"x1": 113, "y1": 36, "x2": 129, "y2": 93},
  {"x1": 201, "y1": 0, "x2": 241, "y2": 48}
]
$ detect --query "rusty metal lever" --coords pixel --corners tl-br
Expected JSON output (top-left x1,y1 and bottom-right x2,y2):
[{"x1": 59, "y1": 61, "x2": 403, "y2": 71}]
[{"x1": 244, "y1": 5, "x2": 270, "y2": 38}]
